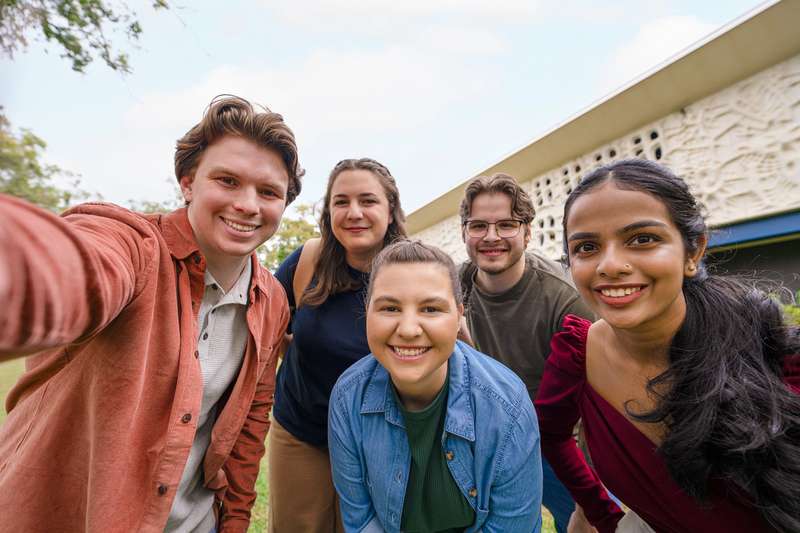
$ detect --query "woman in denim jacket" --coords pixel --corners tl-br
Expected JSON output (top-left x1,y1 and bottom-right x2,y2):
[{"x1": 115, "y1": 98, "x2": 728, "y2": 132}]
[{"x1": 329, "y1": 240, "x2": 543, "y2": 533}]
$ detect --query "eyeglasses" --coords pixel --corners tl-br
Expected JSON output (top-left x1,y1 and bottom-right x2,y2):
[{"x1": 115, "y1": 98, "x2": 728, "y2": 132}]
[{"x1": 463, "y1": 219, "x2": 525, "y2": 238}]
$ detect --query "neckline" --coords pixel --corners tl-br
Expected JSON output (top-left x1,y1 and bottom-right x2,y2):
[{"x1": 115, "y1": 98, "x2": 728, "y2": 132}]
[{"x1": 583, "y1": 379, "x2": 660, "y2": 450}]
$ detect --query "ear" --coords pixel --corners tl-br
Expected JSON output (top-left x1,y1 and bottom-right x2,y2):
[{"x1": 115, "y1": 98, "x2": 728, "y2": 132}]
[
  {"x1": 523, "y1": 223, "x2": 532, "y2": 247},
  {"x1": 178, "y1": 174, "x2": 195, "y2": 204},
  {"x1": 684, "y1": 234, "x2": 708, "y2": 278}
]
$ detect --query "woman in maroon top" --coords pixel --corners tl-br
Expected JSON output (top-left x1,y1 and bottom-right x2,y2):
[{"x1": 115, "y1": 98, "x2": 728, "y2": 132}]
[{"x1": 534, "y1": 159, "x2": 800, "y2": 533}]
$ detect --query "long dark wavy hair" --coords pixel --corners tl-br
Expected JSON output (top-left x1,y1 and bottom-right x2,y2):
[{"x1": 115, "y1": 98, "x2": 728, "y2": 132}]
[
  {"x1": 302, "y1": 158, "x2": 407, "y2": 307},
  {"x1": 562, "y1": 158, "x2": 800, "y2": 532}
]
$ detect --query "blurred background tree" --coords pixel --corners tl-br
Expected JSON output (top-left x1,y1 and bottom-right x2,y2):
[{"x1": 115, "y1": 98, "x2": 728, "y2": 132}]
[
  {"x1": 0, "y1": 109, "x2": 88, "y2": 211},
  {"x1": 259, "y1": 204, "x2": 319, "y2": 272},
  {"x1": 0, "y1": 0, "x2": 169, "y2": 73}
]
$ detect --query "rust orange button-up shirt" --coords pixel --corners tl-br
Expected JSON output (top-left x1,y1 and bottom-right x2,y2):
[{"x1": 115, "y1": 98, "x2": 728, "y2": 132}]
[{"x1": 0, "y1": 196, "x2": 288, "y2": 533}]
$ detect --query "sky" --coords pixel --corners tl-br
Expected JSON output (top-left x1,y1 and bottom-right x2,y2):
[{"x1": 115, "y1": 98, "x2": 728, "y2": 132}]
[{"x1": 0, "y1": 0, "x2": 766, "y2": 216}]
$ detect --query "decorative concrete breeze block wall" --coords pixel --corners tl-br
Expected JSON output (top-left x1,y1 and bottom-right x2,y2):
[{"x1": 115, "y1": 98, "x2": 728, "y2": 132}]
[{"x1": 412, "y1": 54, "x2": 800, "y2": 264}]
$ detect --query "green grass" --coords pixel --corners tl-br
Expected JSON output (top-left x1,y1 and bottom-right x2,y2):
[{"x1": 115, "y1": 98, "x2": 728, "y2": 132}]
[
  {"x1": 1, "y1": 359, "x2": 556, "y2": 533},
  {"x1": 0, "y1": 358, "x2": 24, "y2": 425}
]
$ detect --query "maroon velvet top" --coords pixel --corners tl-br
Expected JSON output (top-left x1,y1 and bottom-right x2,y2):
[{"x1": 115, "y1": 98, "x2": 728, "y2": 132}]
[{"x1": 534, "y1": 315, "x2": 800, "y2": 533}]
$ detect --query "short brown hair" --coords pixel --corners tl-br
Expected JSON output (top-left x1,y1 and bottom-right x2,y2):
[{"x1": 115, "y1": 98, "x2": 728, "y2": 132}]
[
  {"x1": 459, "y1": 173, "x2": 535, "y2": 225},
  {"x1": 367, "y1": 240, "x2": 462, "y2": 307},
  {"x1": 174, "y1": 94, "x2": 304, "y2": 204}
]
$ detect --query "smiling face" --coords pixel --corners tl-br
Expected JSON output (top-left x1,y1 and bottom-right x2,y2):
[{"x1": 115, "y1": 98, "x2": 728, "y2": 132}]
[
  {"x1": 464, "y1": 192, "x2": 530, "y2": 278},
  {"x1": 329, "y1": 169, "x2": 393, "y2": 268},
  {"x1": 179, "y1": 135, "x2": 289, "y2": 268},
  {"x1": 565, "y1": 181, "x2": 704, "y2": 332},
  {"x1": 367, "y1": 262, "x2": 463, "y2": 410}
]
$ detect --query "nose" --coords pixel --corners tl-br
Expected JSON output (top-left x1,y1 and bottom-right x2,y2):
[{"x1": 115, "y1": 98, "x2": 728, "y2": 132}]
[
  {"x1": 346, "y1": 201, "x2": 363, "y2": 220},
  {"x1": 396, "y1": 311, "x2": 422, "y2": 339},
  {"x1": 596, "y1": 247, "x2": 632, "y2": 278},
  {"x1": 482, "y1": 223, "x2": 501, "y2": 242},
  {"x1": 233, "y1": 187, "x2": 259, "y2": 215}
]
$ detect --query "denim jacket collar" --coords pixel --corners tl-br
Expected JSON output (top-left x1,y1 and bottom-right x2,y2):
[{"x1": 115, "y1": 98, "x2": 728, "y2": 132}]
[{"x1": 359, "y1": 341, "x2": 476, "y2": 442}]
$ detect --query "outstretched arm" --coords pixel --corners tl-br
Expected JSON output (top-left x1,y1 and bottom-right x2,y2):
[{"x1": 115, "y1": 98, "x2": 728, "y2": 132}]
[{"x1": 0, "y1": 195, "x2": 155, "y2": 358}]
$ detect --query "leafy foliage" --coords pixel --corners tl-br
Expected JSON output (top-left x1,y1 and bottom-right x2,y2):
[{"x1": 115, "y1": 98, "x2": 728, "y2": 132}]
[
  {"x1": 0, "y1": 109, "x2": 87, "y2": 211},
  {"x1": 783, "y1": 290, "x2": 800, "y2": 325},
  {"x1": 0, "y1": 0, "x2": 169, "y2": 73},
  {"x1": 258, "y1": 204, "x2": 320, "y2": 272},
  {"x1": 127, "y1": 178, "x2": 183, "y2": 213}
]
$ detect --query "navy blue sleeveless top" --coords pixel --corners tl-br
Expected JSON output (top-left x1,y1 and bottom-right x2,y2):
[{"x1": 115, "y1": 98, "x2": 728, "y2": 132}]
[{"x1": 273, "y1": 245, "x2": 371, "y2": 446}]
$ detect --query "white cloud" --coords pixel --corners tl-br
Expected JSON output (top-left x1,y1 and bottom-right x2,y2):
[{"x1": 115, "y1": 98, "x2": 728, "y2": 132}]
[{"x1": 599, "y1": 15, "x2": 718, "y2": 96}]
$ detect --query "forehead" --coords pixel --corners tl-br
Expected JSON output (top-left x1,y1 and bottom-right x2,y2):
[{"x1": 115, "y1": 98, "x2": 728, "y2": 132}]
[
  {"x1": 566, "y1": 181, "x2": 675, "y2": 233},
  {"x1": 469, "y1": 192, "x2": 513, "y2": 219},
  {"x1": 196, "y1": 135, "x2": 289, "y2": 187},
  {"x1": 332, "y1": 169, "x2": 386, "y2": 197},
  {"x1": 371, "y1": 263, "x2": 454, "y2": 300}
]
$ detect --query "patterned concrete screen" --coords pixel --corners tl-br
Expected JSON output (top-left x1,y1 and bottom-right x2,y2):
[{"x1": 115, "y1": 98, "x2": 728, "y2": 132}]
[{"x1": 412, "y1": 54, "x2": 800, "y2": 262}]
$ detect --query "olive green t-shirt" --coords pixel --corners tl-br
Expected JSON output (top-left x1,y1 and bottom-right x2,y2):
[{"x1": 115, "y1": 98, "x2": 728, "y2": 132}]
[
  {"x1": 460, "y1": 252, "x2": 595, "y2": 401},
  {"x1": 393, "y1": 376, "x2": 475, "y2": 533}
]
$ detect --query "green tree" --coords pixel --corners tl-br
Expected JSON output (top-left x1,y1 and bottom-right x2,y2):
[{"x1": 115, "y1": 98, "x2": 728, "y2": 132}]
[
  {"x1": 783, "y1": 289, "x2": 800, "y2": 325},
  {"x1": 0, "y1": 109, "x2": 87, "y2": 211},
  {"x1": 259, "y1": 204, "x2": 320, "y2": 272},
  {"x1": 127, "y1": 177, "x2": 183, "y2": 213},
  {"x1": 0, "y1": 0, "x2": 169, "y2": 73}
]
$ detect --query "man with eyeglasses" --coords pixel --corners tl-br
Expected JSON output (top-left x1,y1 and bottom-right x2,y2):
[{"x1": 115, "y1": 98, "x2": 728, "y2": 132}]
[{"x1": 458, "y1": 173, "x2": 595, "y2": 533}]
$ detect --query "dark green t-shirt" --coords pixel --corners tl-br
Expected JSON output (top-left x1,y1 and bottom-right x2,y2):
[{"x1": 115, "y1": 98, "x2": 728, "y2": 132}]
[
  {"x1": 460, "y1": 252, "x2": 595, "y2": 400},
  {"x1": 393, "y1": 376, "x2": 475, "y2": 533}
]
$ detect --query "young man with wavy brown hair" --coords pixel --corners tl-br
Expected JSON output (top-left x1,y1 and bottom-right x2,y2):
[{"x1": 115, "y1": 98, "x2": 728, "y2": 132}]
[
  {"x1": 459, "y1": 173, "x2": 595, "y2": 533},
  {"x1": 0, "y1": 95, "x2": 302, "y2": 533}
]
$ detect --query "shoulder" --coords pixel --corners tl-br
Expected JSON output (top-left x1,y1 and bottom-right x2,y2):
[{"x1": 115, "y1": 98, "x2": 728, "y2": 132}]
[
  {"x1": 255, "y1": 262, "x2": 290, "y2": 306},
  {"x1": 457, "y1": 342, "x2": 529, "y2": 415},
  {"x1": 546, "y1": 314, "x2": 594, "y2": 375},
  {"x1": 525, "y1": 251, "x2": 574, "y2": 289},
  {"x1": 276, "y1": 244, "x2": 305, "y2": 272},
  {"x1": 65, "y1": 202, "x2": 159, "y2": 237},
  {"x1": 331, "y1": 355, "x2": 381, "y2": 408}
]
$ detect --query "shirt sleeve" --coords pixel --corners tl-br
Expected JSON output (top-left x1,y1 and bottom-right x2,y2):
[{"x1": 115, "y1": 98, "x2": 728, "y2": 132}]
[
  {"x1": 328, "y1": 381, "x2": 382, "y2": 532},
  {"x1": 0, "y1": 195, "x2": 155, "y2": 357},
  {"x1": 534, "y1": 315, "x2": 624, "y2": 533},
  {"x1": 483, "y1": 392, "x2": 543, "y2": 533}
]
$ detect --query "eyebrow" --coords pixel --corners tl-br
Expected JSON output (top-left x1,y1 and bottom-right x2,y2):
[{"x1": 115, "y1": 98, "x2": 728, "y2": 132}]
[
  {"x1": 371, "y1": 295, "x2": 452, "y2": 307},
  {"x1": 567, "y1": 220, "x2": 668, "y2": 241},
  {"x1": 333, "y1": 192, "x2": 379, "y2": 199}
]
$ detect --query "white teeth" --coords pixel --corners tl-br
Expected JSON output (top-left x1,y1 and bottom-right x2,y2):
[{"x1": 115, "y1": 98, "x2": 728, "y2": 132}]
[
  {"x1": 223, "y1": 218, "x2": 258, "y2": 232},
  {"x1": 600, "y1": 287, "x2": 642, "y2": 297},
  {"x1": 392, "y1": 346, "x2": 428, "y2": 357}
]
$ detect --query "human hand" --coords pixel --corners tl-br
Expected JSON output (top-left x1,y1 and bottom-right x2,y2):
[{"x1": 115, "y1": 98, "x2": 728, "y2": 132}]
[{"x1": 567, "y1": 505, "x2": 598, "y2": 533}]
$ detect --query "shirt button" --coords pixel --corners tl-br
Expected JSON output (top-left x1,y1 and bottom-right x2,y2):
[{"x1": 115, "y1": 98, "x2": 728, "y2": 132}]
[
  {"x1": 194, "y1": 350, "x2": 199, "y2": 358},
  {"x1": 181, "y1": 413, "x2": 192, "y2": 423},
  {"x1": 468, "y1": 487, "x2": 477, "y2": 498},
  {"x1": 157, "y1": 484, "x2": 168, "y2": 495},
  {"x1": 445, "y1": 451, "x2": 454, "y2": 461},
  {"x1": 202, "y1": 332, "x2": 208, "y2": 340}
]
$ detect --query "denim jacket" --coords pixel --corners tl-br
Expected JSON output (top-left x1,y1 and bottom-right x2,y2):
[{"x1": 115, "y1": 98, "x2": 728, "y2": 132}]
[{"x1": 329, "y1": 341, "x2": 543, "y2": 533}]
